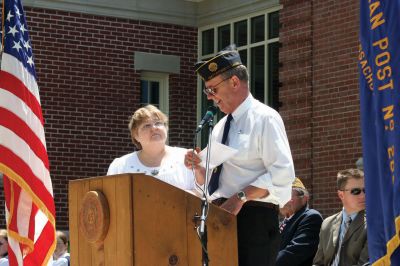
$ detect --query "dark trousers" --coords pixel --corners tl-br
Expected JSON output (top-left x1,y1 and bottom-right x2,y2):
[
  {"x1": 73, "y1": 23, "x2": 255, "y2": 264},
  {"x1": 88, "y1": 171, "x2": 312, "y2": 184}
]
[{"x1": 237, "y1": 204, "x2": 280, "y2": 266}]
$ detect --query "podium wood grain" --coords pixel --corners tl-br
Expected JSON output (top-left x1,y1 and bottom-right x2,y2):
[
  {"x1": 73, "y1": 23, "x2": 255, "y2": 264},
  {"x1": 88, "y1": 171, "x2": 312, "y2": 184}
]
[{"x1": 69, "y1": 174, "x2": 238, "y2": 266}]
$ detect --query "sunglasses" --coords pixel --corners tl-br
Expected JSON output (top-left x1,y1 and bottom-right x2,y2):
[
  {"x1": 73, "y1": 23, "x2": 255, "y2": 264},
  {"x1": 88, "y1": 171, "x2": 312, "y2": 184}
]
[{"x1": 341, "y1": 187, "x2": 366, "y2": 195}]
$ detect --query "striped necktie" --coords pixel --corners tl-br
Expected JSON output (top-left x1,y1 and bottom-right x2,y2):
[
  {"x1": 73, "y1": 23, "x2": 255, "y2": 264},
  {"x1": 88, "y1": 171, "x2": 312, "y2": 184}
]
[
  {"x1": 331, "y1": 216, "x2": 352, "y2": 266},
  {"x1": 279, "y1": 218, "x2": 289, "y2": 233},
  {"x1": 208, "y1": 114, "x2": 233, "y2": 195}
]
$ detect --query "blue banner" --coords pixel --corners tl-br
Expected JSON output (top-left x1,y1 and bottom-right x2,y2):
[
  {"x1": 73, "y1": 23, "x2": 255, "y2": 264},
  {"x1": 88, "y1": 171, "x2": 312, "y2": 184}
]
[{"x1": 359, "y1": 1, "x2": 400, "y2": 265}]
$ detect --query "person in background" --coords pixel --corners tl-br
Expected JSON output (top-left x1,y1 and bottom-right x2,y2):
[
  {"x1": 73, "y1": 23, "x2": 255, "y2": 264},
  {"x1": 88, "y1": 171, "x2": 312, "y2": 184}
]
[
  {"x1": 0, "y1": 229, "x2": 9, "y2": 266},
  {"x1": 184, "y1": 44, "x2": 295, "y2": 266},
  {"x1": 313, "y1": 169, "x2": 369, "y2": 266},
  {"x1": 53, "y1": 231, "x2": 70, "y2": 266},
  {"x1": 107, "y1": 104, "x2": 195, "y2": 191},
  {"x1": 276, "y1": 177, "x2": 323, "y2": 266}
]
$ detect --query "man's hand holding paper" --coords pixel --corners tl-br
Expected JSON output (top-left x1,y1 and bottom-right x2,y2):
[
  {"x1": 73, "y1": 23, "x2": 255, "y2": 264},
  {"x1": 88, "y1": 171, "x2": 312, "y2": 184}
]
[
  {"x1": 198, "y1": 141, "x2": 238, "y2": 169},
  {"x1": 184, "y1": 142, "x2": 238, "y2": 187}
]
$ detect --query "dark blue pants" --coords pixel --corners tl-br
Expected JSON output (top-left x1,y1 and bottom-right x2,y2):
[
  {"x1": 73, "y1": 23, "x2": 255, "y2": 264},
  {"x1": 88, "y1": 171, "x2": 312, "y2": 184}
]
[{"x1": 237, "y1": 205, "x2": 280, "y2": 266}]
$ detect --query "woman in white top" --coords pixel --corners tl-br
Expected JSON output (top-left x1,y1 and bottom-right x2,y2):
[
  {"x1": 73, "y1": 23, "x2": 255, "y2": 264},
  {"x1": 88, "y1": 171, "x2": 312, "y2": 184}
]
[
  {"x1": 0, "y1": 229, "x2": 8, "y2": 266},
  {"x1": 52, "y1": 231, "x2": 70, "y2": 266},
  {"x1": 107, "y1": 105, "x2": 195, "y2": 191}
]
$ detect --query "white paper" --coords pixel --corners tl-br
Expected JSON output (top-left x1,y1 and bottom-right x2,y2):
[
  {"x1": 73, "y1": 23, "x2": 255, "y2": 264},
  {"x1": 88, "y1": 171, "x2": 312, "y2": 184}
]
[{"x1": 199, "y1": 141, "x2": 238, "y2": 169}]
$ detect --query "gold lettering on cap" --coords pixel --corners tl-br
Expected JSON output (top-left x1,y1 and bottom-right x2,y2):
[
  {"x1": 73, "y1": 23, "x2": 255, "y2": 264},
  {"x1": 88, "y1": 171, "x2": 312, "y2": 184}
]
[{"x1": 208, "y1": 62, "x2": 218, "y2": 72}]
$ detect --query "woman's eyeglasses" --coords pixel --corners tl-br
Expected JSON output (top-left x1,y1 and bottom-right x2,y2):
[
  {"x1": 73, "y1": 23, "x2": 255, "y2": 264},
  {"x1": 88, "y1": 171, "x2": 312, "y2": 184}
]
[
  {"x1": 341, "y1": 187, "x2": 366, "y2": 195},
  {"x1": 203, "y1": 77, "x2": 231, "y2": 96},
  {"x1": 140, "y1": 121, "x2": 166, "y2": 131}
]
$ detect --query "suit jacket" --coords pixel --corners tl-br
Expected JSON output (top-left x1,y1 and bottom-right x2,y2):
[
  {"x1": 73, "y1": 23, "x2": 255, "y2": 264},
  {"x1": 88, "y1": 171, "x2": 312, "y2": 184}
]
[
  {"x1": 276, "y1": 206, "x2": 323, "y2": 266},
  {"x1": 313, "y1": 210, "x2": 369, "y2": 266}
]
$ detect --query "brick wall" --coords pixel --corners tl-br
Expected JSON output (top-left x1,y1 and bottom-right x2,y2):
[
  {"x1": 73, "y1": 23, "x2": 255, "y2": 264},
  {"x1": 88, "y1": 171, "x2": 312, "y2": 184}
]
[
  {"x1": 280, "y1": 0, "x2": 362, "y2": 218},
  {"x1": 0, "y1": 7, "x2": 198, "y2": 229}
]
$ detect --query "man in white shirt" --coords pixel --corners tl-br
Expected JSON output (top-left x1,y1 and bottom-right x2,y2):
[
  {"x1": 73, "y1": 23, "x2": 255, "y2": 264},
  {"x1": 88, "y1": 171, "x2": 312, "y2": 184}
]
[{"x1": 185, "y1": 45, "x2": 295, "y2": 266}]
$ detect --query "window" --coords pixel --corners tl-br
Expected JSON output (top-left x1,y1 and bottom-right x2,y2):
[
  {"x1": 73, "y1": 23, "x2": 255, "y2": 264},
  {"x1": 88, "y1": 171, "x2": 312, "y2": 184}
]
[
  {"x1": 199, "y1": 9, "x2": 280, "y2": 107},
  {"x1": 140, "y1": 72, "x2": 169, "y2": 115},
  {"x1": 198, "y1": 9, "x2": 280, "y2": 146}
]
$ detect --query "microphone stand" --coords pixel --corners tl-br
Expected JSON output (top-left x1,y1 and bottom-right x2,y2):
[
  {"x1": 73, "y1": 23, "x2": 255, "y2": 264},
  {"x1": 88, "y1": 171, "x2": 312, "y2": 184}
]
[{"x1": 196, "y1": 118, "x2": 214, "y2": 266}]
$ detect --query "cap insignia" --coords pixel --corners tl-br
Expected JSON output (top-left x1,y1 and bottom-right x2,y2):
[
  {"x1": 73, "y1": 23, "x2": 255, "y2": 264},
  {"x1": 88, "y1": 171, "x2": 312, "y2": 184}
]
[{"x1": 208, "y1": 62, "x2": 218, "y2": 72}]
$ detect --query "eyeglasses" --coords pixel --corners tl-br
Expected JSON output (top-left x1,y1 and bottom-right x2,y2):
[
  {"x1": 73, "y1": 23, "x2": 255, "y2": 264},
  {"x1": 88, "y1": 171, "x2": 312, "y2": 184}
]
[
  {"x1": 140, "y1": 121, "x2": 166, "y2": 131},
  {"x1": 341, "y1": 187, "x2": 366, "y2": 195},
  {"x1": 203, "y1": 77, "x2": 231, "y2": 96}
]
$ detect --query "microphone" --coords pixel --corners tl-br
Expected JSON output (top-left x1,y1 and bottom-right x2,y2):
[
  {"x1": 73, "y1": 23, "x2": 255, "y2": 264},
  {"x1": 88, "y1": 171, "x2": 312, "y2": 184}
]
[{"x1": 196, "y1": 106, "x2": 218, "y2": 133}]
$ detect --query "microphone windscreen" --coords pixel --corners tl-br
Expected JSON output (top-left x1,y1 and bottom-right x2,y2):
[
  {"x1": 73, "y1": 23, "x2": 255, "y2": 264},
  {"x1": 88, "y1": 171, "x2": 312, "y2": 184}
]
[{"x1": 207, "y1": 105, "x2": 218, "y2": 115}]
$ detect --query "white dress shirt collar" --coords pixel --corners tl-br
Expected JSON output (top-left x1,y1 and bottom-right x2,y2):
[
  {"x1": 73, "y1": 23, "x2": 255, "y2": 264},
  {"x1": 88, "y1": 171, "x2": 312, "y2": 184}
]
[{"x1": 231, "y1": 93, "x2": 254, "y2": 122}]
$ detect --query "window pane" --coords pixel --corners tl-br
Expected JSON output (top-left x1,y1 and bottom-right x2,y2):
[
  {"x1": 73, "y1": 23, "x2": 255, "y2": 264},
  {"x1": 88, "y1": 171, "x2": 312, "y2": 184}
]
[
  {"x1": 218, "y1": 24, "x2": 230, "y2": 50},
  {"x1": 251, "y1": 45, "x2": 265, "y2": 103},
  {"x1": 268, "y1": 42, "x2": 280, "y2": 110},
  {"x1": 239, "y1": 50, "x2": 247, "y2": 67},
  {"x1": 150, "y1": 82, "x2": 160, "y2": 105},
  {"x1": 268, "y1": 11, "x2": 279, "y2": 39},
  {"x1": 251, "y1": 15, "x2": 265, "y2": 43},
  {"x1": 140, "y1": 80, "x2": 149, "y2": 104},
  {"x1": 141, "y1": 80, "x2": 160, "y2": 107},
  {"x1": 234, "y1": 20, "x2": 247, "y2": 47},
  {"x1": 202, "y1": 29, "x2": 214, "y2": 55}
]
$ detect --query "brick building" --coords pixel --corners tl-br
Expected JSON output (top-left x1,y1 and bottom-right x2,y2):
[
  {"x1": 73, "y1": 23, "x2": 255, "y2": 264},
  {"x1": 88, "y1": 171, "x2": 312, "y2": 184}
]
[{"x1": 0, "y1": 0, "x2": 362, "y2": 230}]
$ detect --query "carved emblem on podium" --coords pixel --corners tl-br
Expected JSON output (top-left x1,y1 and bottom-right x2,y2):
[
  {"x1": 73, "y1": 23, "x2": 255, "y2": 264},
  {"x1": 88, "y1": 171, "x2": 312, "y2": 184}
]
[{"x1": 79, "y1": 190, "x2": 110, "y2": 243}]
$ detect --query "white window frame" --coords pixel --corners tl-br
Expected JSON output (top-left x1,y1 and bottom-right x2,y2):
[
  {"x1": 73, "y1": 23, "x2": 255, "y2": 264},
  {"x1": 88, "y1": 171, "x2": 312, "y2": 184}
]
[
  {"x1": 140, "y1": 72, "x2": 169, "y2": 115},
  {"x1": 197, "y1": 6, "x2": 281, "y2": 117}
]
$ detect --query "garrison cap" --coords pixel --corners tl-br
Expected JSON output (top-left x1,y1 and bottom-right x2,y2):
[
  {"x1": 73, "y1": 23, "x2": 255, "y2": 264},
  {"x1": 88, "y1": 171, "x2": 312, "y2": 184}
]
[
  {"x1": 292, "y1": 177, "x2": 306, "y2": 190},
  {"x1": 195, "y1": 44, "x2": 242, "y2": 81}
]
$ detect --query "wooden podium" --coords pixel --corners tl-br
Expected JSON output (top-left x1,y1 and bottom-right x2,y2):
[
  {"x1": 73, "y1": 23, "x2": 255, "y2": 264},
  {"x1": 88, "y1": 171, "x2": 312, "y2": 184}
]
[{"x1": 69, "y1": 174, "x2": 238, "y2": 265}]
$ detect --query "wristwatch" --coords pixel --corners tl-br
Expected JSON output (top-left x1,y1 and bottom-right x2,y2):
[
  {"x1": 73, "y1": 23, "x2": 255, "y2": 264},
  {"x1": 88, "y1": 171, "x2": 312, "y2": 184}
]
[{"x1": 237, "y1": 191, "x2": 248, "y2": 203}]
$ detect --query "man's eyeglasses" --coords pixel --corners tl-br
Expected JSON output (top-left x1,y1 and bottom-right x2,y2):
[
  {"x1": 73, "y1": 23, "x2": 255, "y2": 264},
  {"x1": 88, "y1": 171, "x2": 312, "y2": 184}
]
[
  {"x1": 203, "y1": 77, "x2": 231, "y2": 96},
  {"x1": 341, "y1": 187, "x2": 366, "y2": 195},
  {"x1": 140, "y1": 121, "x2": 166, "y2": 131}
]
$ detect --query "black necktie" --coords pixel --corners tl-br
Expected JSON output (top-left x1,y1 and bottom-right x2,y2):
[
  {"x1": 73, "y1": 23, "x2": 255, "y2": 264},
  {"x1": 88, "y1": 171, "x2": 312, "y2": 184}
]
[{"x1": 208, "y1": 114, "x2": 233, "y2": 195}]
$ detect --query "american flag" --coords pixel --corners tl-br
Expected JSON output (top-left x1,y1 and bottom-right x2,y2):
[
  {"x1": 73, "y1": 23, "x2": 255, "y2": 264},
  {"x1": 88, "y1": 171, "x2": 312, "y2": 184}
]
[{"x1": 0, "y1": 0, "x2": 56, "y2": 265}]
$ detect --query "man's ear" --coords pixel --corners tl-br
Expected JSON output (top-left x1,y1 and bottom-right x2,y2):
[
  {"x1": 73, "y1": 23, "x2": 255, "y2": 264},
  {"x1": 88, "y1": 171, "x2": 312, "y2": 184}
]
[
  {"x1": 337, "y1": 190, "x2": 344, "y2": 201},
  {"x1": 231, "y1": 75, "x2": 240, "y2": 90},
  {"x1": 303, "y1": 194, "x2": 310, "y2": 204}
]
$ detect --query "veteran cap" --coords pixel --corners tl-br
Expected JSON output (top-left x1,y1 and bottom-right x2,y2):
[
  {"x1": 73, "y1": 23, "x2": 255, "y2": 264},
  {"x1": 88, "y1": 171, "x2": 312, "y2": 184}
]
[
  {"x1": 195, "y1": 44, "x2": 242, "y2": 81},
  {"x1": 292, "y1": 177, "x2": 306, "y2": 190}
]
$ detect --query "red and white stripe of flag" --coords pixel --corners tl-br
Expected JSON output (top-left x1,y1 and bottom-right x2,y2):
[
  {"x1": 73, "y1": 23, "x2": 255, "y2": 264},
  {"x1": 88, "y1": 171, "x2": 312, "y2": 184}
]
[{"x1": 0, "y1": 52, "x2": 56, "y2": 265}]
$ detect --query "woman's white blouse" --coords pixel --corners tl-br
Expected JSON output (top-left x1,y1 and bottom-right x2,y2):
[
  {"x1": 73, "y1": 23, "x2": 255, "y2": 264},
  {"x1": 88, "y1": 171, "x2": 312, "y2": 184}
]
[{"x1": 107, "y1": 147, "x2": 195, "y2": 191}]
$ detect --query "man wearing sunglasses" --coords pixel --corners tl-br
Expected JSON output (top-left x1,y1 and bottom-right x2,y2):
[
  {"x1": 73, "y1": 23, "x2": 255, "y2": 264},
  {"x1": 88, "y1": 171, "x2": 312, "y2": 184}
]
[
  {"x1": 185, "y1": 44, "x2": 295, "y2": 266},
  {"x1": 313, "y1": 168, "x2": 369, "y2": 266}
]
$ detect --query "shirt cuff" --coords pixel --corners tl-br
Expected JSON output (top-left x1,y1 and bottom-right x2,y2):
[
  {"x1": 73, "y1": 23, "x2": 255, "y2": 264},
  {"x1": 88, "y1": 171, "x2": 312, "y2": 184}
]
[{"x1": 250, "y1": 172, "x2": 293, "y2": 207}]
